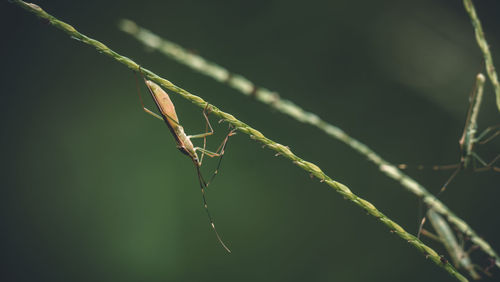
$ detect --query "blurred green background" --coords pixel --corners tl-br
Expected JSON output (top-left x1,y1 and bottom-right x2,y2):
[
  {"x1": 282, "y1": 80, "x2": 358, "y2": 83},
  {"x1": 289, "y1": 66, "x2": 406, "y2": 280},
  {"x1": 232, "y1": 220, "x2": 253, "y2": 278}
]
[{"x1": 2, "y1": 0, "x2": 500, "y2": 281}]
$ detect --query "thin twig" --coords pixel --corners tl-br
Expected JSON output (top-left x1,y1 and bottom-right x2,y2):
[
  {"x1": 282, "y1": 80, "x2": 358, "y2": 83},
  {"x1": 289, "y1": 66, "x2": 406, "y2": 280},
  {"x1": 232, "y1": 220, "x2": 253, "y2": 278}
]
[
  {"x1": 118, "y1": 19, "x2": 500, "y2": 269},
  {"x1": 463, "y1": 0, "x2": 500, "y2": 112},
  {"x1": 11, "y1": 1, "x2": 469, "y2": 280}
]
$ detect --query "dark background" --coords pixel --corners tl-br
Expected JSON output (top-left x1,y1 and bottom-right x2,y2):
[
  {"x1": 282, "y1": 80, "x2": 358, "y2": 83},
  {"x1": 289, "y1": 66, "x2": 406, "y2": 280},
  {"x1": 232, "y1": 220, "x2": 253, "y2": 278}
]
[{"x1": 2, "y1": 0, "x2": 499, "y2": 281}]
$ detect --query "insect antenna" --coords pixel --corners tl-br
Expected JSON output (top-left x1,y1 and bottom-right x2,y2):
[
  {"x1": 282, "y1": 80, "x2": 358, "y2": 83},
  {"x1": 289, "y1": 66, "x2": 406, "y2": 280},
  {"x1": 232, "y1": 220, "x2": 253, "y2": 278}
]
[{"x1": 195, "y1": 165, "x2": 231, "y2": 253}]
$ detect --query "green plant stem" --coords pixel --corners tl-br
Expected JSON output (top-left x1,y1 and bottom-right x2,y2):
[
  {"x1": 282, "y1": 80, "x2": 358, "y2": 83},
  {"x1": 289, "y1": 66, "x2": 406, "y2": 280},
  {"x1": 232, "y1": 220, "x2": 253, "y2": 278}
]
[
  {"x1": 463, "y1": 0, "x2": 500, "y2": 112},
  {"x1": 427, "y1": 210, "x2": 480, "y2": 280},
  {"x1": 11, "y1": 1, "x2": 468, "y2": 280},
  {"x1": 118, "y1": 20, "x2": 500, "y2": 269}
]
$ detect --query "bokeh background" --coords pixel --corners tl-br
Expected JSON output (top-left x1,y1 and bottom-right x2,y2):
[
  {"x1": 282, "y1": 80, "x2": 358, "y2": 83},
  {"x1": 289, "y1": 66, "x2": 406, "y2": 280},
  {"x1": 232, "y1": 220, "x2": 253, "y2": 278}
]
[{"x1": 2, "y1": 0, "x2": 500, "y2": 281}]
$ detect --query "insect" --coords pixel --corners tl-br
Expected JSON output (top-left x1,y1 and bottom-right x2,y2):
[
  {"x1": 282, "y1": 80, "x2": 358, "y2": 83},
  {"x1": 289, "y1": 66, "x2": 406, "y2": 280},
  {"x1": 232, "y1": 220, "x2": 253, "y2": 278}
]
[
  {"x1": 136, "y1": 70, "x2": 236, "y2": 252},
  {"x1": 435, "y1": 73, "x2": 499, "y2": 193},
  {"x1": 398, "y1": 74, "x2": 499, "y2": 243},
  {"x1": 399, "y1": 74, "x2": 499, "y2": 194}
]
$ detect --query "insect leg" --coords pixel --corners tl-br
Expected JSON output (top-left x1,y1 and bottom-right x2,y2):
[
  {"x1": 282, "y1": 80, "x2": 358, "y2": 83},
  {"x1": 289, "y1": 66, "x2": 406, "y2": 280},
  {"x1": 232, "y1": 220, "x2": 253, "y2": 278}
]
[
  {"x1": 472, "y1": 154, "x2": 500, "y2": 172},
  {"x1": 134, "y1": 68, "x2": 164, "y2": 121},
  {"x1": 195, "y1": 165, "x2": 231, "y2": 253},
  {"x1": 187, "y1": 104, "x2": 217, "y2": 166},
  {"x1": 476, "y1": 125, "x2": 500, "y2": 145},
  {"x1": 439, "y1": 163, "x2": 463, "y2": 194}
]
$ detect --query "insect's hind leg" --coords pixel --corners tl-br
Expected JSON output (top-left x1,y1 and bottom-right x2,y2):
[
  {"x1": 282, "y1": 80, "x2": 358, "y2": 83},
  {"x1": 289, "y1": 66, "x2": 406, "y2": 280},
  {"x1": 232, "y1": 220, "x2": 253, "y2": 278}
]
[
  {"x1": 194, "y1": 127, "x2": 237, "y2": 187},
  {"x1": 194, "y1": 127, "x2": 237, "y2": 161},
  {"x1": 189, "y1": 104, "x2": 237, "y2": 187}
]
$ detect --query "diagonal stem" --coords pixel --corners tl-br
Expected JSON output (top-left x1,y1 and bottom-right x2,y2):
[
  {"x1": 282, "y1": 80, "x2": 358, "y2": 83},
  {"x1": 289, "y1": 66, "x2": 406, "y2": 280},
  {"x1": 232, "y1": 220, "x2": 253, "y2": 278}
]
[
  {"x1": 118, "y1": 19, "x2": 500, "y2": 270},
  {"x1": 11, "y1": 1, "x2": 469, "y2": 280},
  {"x1": 463, "y1": 0, "x2": 500, "y2": 112}
]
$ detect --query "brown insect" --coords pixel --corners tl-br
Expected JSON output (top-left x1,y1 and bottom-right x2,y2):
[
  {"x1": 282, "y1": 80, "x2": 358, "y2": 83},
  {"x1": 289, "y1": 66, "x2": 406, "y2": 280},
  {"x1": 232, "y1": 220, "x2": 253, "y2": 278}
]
[{"x1": 138, "y1": 73, "x2": 236, "y2": 252}]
